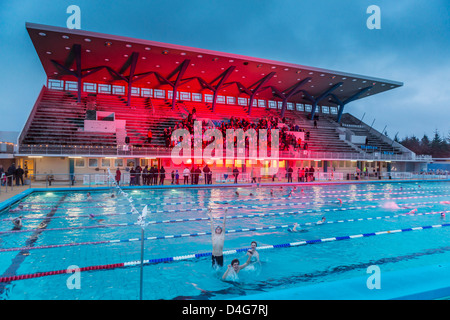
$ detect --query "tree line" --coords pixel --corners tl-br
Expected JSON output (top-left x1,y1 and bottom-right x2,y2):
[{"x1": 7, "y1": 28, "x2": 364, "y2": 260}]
[{"x1": 397, "y1": 130, "x2": 450, "y2": 158}]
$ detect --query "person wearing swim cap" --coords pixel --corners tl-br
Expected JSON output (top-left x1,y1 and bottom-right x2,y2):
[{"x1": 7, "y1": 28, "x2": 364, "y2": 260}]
[
  {"x1": 316, "y1": 216, "x2": 326, "y2": 225},
  {"x1": 12, "y1": 216, "x2": 23, "y2": 230},
  {"x1": 207, "y1": 207, "x2": 227, "y2": 268}
]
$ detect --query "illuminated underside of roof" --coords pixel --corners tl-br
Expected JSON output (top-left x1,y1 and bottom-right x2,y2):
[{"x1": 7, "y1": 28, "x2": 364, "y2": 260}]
[{"x1": 26, "y1": 22, "x2": 403, "y2": 118}]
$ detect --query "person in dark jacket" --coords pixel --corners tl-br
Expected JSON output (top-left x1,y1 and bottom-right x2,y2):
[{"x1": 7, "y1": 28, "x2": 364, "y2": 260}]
[
  {"x1": 287, "y1": 167, "x2": 293, "y2": 183},
  {"x1": 233, "y1": 167, "x2": 239, "y2": 184},
  {"x1": 7, "y1": 163, "x2": 16, "y2": 186},
  {"x1": 15, "y1": 165, "x2": 25, "y2": 186},
  {"x1": 203, "y1": 164, "x2": 212, "y2": 184},
  {"x1": 153, "y1": 166, "x2": 159, "y2": 185},
  {"x1": 159, "y1": 166, "x2": 166, "y2": 185},
  {"x1": 149, "y1": 166, "x2": 155, "y2": 185}
]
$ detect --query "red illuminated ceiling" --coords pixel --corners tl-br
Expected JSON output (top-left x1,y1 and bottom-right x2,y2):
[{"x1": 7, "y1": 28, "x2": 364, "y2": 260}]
[{"x1": 26, "y1": 22, "x2": 403, "y2": 105}]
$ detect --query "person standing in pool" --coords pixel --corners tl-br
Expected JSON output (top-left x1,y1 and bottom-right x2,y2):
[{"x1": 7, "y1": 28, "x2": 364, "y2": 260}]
[
  {"x1": 249, "y1": 241, "x2": 260, "y2": 263},
  {"x1": 222, "y1": 252, "x2": 253, "y2": 281},
  {"x1": 207, "y1": 207, "x2": 227, "y2": 268}
]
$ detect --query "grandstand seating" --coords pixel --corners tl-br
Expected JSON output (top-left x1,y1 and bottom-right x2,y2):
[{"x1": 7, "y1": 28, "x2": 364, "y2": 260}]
[
  {"x1": 339, "y1": 113, "x2": 403, "y2": 154},
  {"x1": 19, "y1": 87, "x2": 406, "y2": 157}
]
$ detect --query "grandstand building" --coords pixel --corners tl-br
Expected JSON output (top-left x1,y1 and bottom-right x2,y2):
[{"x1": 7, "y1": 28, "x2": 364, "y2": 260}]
[{"x1": 12, "y1": 23, "x2": 432, "y2": 184}]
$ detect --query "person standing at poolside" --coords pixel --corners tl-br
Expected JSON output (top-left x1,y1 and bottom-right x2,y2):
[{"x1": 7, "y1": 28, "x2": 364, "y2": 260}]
[{"x1": 207, "y1": 207, "x2": 227, "y2": 268}]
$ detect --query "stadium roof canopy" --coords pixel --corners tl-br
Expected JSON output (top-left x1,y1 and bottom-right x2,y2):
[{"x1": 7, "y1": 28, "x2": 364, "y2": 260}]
[{"x1": 26, "y1": 22, "x2": 403, "y2": 120}]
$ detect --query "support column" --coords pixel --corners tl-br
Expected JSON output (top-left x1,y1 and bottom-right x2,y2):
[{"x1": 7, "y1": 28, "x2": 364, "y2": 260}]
[
  {"x1": 74, "y1": 44, "x2": 82, "y2": 103},
  {"x1": 126, "y1": 52, "x2": 139, "y2": 107}
]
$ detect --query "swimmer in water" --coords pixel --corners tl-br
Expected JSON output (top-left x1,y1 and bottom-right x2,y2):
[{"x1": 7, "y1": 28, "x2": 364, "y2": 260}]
[
  {"x1": 406, "y1": 208, "x2": 417, "y2": 215},
  {"x1": 337, "y1": 198, "x2": 342, "y2": 206},
  {"x1": 222, "y1": 253, "x2": 253, "y2": 281},
  {"x1": 287, "y1": 222, "x2": 306, "y2": 233},
  {"x1": 207, "y1": 207, "x2": 227, "y2": 268},
  {"x1": 235, "y1": 191, "x2": 239, "y2": 197},
  {"x1": 441, "y1": 212, "x2": 446, "y2": 219},
  {"x1": 248, "y1": 241, "x2": 260, "y2": 263},
  {"x1": 89, "y1": 213, "x2": 105, "y2": 223},
  {"x1": 316, "y1": 216, "x2": 326, "y2": 225},
  {"x1": 10, "y1": 204, "x2": 24, "y2": 212},
  {"x1": 86, "y1": 192, "x2": 93, "y2": 201},
  {"x1": 270, "y1": 189, "x2": 274, "y2": 197},
  {"x1": 12, "y1": 216, "x2": 23, "y2": 230}
]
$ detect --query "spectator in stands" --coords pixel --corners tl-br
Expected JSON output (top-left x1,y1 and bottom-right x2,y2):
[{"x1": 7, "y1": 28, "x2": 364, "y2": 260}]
[
  {"x1": 146, "y1": 128, "x2": 153, "y2": 144},
  {"x1": 15, "y1": 165, "x2": 25, "y2": 186},
  {"x1": 233, "y1": 167, "x2": 239, "y2": 184},
  {"x1": 314, "y1": 120, "x2": 318, "y2": 129},
  {"x1": 115, "y1": 168, "x2": 121, "y2": 185},
  {"x1": 304, "y1": 142, "x2": 308, "y2": 150},
  {"x1": 183, "y1": 167, "x2": 190, "y2": 184}
]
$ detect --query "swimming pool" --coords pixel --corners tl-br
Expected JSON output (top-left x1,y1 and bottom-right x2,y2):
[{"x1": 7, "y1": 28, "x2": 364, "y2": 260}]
[{"x1": 1, "y1": 180, "x2": 450, "y2": 300}]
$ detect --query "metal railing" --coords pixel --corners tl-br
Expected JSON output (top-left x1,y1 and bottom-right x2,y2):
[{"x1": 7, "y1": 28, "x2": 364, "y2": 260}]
[
  {"x1": 8, "y1": 169, "x2": 448, "y2": 190},
  {"x1": 17, "y1": 144, "x2": 430, "y2": 162},
  {"x1": 0, "y1": 174, "x2": 16, "y2": 194}
]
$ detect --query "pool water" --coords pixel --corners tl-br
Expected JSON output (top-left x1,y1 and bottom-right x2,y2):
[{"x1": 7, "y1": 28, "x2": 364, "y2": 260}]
[{"x1": 1, "y1": 181, "x2": 450, "y2": 300}]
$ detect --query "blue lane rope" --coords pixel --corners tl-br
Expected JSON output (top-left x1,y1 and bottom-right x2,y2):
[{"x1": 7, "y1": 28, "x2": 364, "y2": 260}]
[
  {"x1": 13, "y1": 188, "x2": 448, "y2": 212},
  {"x1": 18, "y1": 185, "x2": 450, "y2": 206},
  {"x1": 9, "y1": 193, "x2": 448, "y2": 217},
  {"x1": 2, "y1": 210, "x2": 448, "y2": 252},
  {"x1": 129, "y1": 222, "x2": 450, "y2": 266}
]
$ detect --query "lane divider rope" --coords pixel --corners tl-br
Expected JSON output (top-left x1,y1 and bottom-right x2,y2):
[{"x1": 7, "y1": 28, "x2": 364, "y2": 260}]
[
  {"x1": 1, "y1": 210, "x2": 448, "y2": 252},
  {"x1": 6, "y1": 194, "x2": 448, "y2": 220},
  {"x1": 0, "y1": 200, "x2": 444, "y2": 235},
  {"x1": 2, "y1": 221, "x2": 450, "y2": 283},
  {"x1": 18, "y1": 185, "x2": 449, "y2": 206}
]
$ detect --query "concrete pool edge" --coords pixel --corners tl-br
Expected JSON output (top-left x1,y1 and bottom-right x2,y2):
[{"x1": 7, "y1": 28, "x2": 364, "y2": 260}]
[
  {"x1": 229, "y1": 263, "x2": 450, "y2": 300},
  {"x1": 1, "y1": 178, "x2": 449, "y2": 212}
]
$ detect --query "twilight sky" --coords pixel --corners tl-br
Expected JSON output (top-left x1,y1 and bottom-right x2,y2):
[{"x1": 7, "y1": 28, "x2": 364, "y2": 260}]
[{"x1": 0, "y1": 0, "x2": 449, "y2": 140}]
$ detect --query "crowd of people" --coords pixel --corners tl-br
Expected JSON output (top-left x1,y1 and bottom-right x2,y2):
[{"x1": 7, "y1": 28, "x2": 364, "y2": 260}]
[
  {"x1": 286, "y1": 166, "x2": 316, "y2": 182},
  {"x1": 163, "y1": 108, "x2": 312, "y2": 152},
  {"x1": 170, "y1": 164, "x2": 213, "y2": 185},
  {"x1": 115, "y1": 165, "x2": 167, "y2": 186},
  {"x1": 0, "y1": 163, "x2": 26, "y2": 186}
]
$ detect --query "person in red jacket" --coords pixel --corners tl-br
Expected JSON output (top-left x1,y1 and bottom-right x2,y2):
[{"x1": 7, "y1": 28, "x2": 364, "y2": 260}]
[
  {"x1": 146, "y1": 128, "x2": 153, "y2": 144},
  {"x1": 115, "y1": 168, "x2": 121, "y2": 185}
]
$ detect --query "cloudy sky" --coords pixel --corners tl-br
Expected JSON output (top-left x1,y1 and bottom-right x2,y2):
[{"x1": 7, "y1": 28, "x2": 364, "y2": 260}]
[{"x1": 1, "y1": 0, "x2": 449, "y2": 140}]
